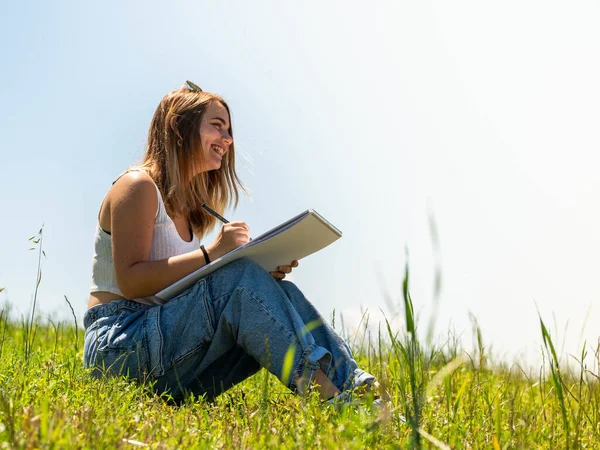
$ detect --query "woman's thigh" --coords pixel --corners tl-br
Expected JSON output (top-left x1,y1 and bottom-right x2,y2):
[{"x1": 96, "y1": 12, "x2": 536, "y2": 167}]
[{"x1": 154, "y1": 278, "x2": 216, "y2": 375}]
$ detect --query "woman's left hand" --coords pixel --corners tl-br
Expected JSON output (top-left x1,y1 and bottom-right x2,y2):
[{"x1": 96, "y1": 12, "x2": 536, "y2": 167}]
[{"x1": 270, "y1": 260, "x2": 299, "y2": 280}]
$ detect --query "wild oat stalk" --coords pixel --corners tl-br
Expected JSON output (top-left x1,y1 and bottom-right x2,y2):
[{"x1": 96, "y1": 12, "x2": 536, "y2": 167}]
[{"x1": 24, "y1": 225, "x2": 45, "y2": 362}]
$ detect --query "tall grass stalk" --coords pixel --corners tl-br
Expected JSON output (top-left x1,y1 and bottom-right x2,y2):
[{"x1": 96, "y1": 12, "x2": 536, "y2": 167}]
[
  {"x1": 386, "y1": 257, "x2": 426, "y2": 449},
  {"x1": 63, "y1": 295, "x2": 79, "y2": 352},
  {"x1": 425, "y1": 213, "x2": 442, "y2": 345},
  {"x1": 402, "y1": 261, "x2": 422, "y2": 447},
  {"x1": 540, "y1": 315, "x2": 570, "y2": 449},
  {"x1": 0, "y1": 307, "x2": 7, "y2": 360},
  {"x1": 24, "y1": 225, "x2": 44, "y2": 363}
]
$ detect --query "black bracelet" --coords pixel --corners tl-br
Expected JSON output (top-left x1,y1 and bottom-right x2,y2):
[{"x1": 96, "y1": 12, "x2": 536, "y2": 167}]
[{"x1": 200, "y1": 245, "x2": 210, "y2": 264}]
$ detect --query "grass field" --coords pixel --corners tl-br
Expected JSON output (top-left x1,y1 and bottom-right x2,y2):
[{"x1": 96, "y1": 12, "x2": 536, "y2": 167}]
[
  {"x1": 2, "y1": 293, "x2": 600, "y2": 449},
  {"x1": 1, "y1": 231, "x2": 599, "y2": 448}
]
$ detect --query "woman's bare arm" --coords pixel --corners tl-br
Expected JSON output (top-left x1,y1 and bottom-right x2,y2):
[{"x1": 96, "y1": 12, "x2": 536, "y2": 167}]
[{"x1": 106, "y1": 171, "x2": 249, "y2": 299}]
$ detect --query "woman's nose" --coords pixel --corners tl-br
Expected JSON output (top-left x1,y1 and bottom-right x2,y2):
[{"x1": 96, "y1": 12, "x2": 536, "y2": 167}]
[{"x1": 222, "y1": 131, "x2": 233, "y2": 146}]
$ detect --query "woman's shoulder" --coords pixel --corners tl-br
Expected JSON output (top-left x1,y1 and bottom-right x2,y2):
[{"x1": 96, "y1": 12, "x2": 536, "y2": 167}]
[
  {"x1": 98, "y1": 170, "x2": 159, "y2": 232},
  {"x1": 108, "y1": 170, "x2": 159, "y2": 211},
  {"x1": 112, "y1": 169, "x2": 155, "y2": 192}
]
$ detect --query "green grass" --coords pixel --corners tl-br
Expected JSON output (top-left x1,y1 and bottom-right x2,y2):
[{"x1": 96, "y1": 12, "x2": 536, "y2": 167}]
[
  {"x1": 2, "y1": 299, "x2": 600, "y2": 448},
  {"x1": 1, "y1": 230, "x2": 599, "y2": 448}
]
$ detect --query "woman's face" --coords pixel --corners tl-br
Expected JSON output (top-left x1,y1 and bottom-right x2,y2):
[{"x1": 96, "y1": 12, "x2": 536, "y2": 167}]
[{"x1": 198, "y1": 101, "x2": 233, "y2": 172}]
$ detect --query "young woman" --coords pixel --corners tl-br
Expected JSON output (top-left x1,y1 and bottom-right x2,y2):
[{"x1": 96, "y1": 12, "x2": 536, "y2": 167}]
[{"x1": 84, "y1": 81, "x2": 383, "y2": 404}]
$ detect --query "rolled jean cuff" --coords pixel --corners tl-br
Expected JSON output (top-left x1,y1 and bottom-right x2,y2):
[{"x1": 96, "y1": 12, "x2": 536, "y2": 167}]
[{"x1": 289, "y1": 344, "x2": 332, "y2": 394}]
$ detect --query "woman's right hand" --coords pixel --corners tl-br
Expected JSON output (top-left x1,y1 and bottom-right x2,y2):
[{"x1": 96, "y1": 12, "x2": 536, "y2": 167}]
[{"x1": 206, "y1": 221, "x2": 251, "y2": 261}]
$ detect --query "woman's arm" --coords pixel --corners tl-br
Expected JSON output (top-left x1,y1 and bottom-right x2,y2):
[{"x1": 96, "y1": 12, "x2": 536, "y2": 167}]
[{"x1": 107, "y1": 171, "x2": 249, "y2": 299}]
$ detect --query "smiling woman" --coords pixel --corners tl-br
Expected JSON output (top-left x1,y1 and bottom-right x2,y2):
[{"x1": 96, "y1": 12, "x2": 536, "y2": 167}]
[{"x1": 83, "y1": 81, "x2": 387, "y2": 406}]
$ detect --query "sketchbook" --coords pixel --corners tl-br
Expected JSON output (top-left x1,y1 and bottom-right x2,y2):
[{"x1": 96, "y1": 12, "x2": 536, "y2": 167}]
[{"x1": 156, "y1": 209, "x2": 342, "y2": 301}]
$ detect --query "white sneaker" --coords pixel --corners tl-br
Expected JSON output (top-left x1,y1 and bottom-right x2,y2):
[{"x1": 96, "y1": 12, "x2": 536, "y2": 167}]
[{"x1": 328, "y1": 369, "x2": 390, "y2": 410}]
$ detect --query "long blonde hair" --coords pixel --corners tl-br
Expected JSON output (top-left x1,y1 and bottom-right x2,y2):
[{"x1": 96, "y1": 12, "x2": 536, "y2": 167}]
[{"x1": 136, "y1": 85, "x2": 245, "y2": 238}]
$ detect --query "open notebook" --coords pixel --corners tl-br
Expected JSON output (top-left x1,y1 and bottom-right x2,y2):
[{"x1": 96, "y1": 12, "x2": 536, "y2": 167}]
[{"x1": 156, "y1": 209, "x2": 342, "y2": 301}]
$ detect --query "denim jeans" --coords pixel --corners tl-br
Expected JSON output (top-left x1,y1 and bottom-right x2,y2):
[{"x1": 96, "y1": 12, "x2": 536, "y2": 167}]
[{"x1": 83, "y1": 258, "x2": 361, "y2": 402}]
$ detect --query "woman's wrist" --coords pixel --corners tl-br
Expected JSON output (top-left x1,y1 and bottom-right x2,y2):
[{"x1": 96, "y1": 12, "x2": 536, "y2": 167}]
[
  {"x1": 204, "y1": 243, "x2": 221, "y2": 263},
  {"x1": 200, "y1": 245, "x2": 210, "y2": 265}
]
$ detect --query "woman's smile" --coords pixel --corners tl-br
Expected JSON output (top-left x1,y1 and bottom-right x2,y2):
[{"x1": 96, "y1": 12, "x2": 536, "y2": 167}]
[{"x1": 211, "y1": 144, "x2": 226, "y2": 159}]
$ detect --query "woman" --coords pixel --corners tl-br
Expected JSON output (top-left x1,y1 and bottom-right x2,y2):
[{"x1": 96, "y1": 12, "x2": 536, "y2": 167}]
[{"x1": 84, "y1": 81, "x2": 382, "y2": 404}]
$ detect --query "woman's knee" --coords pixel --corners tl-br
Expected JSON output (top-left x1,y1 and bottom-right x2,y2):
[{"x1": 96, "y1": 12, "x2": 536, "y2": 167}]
[
  {"x1": 209, "y1": 258, "x2": 276, "y2": 302},
  {"x1": 226, "y1": 258, "x2": 269, "y2": 277}
]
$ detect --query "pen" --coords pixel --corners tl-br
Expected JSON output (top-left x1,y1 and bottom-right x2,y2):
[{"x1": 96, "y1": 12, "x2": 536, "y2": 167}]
[
  {"x1": 202, "y1": 203, "x2": 252, "y2": 240},
  {"x1": 201, "y1": 203, "x2": 229, "y2": 224}
]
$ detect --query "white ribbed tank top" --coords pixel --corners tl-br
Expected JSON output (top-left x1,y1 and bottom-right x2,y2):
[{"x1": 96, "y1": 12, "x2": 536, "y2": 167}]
[{"x1": 90, "y1": 177, "x2": 200, "y2": 305}]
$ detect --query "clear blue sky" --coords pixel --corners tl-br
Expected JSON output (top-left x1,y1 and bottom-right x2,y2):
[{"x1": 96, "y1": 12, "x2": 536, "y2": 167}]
[{"x1": 1, "y1": 0, "x2": 599, "y2": 368}]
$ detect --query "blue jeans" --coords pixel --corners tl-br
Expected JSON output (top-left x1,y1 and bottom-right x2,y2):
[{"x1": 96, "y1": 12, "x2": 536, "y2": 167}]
[{"x1": 83, "y1": 259, "x2": 360, "y2": 402}]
